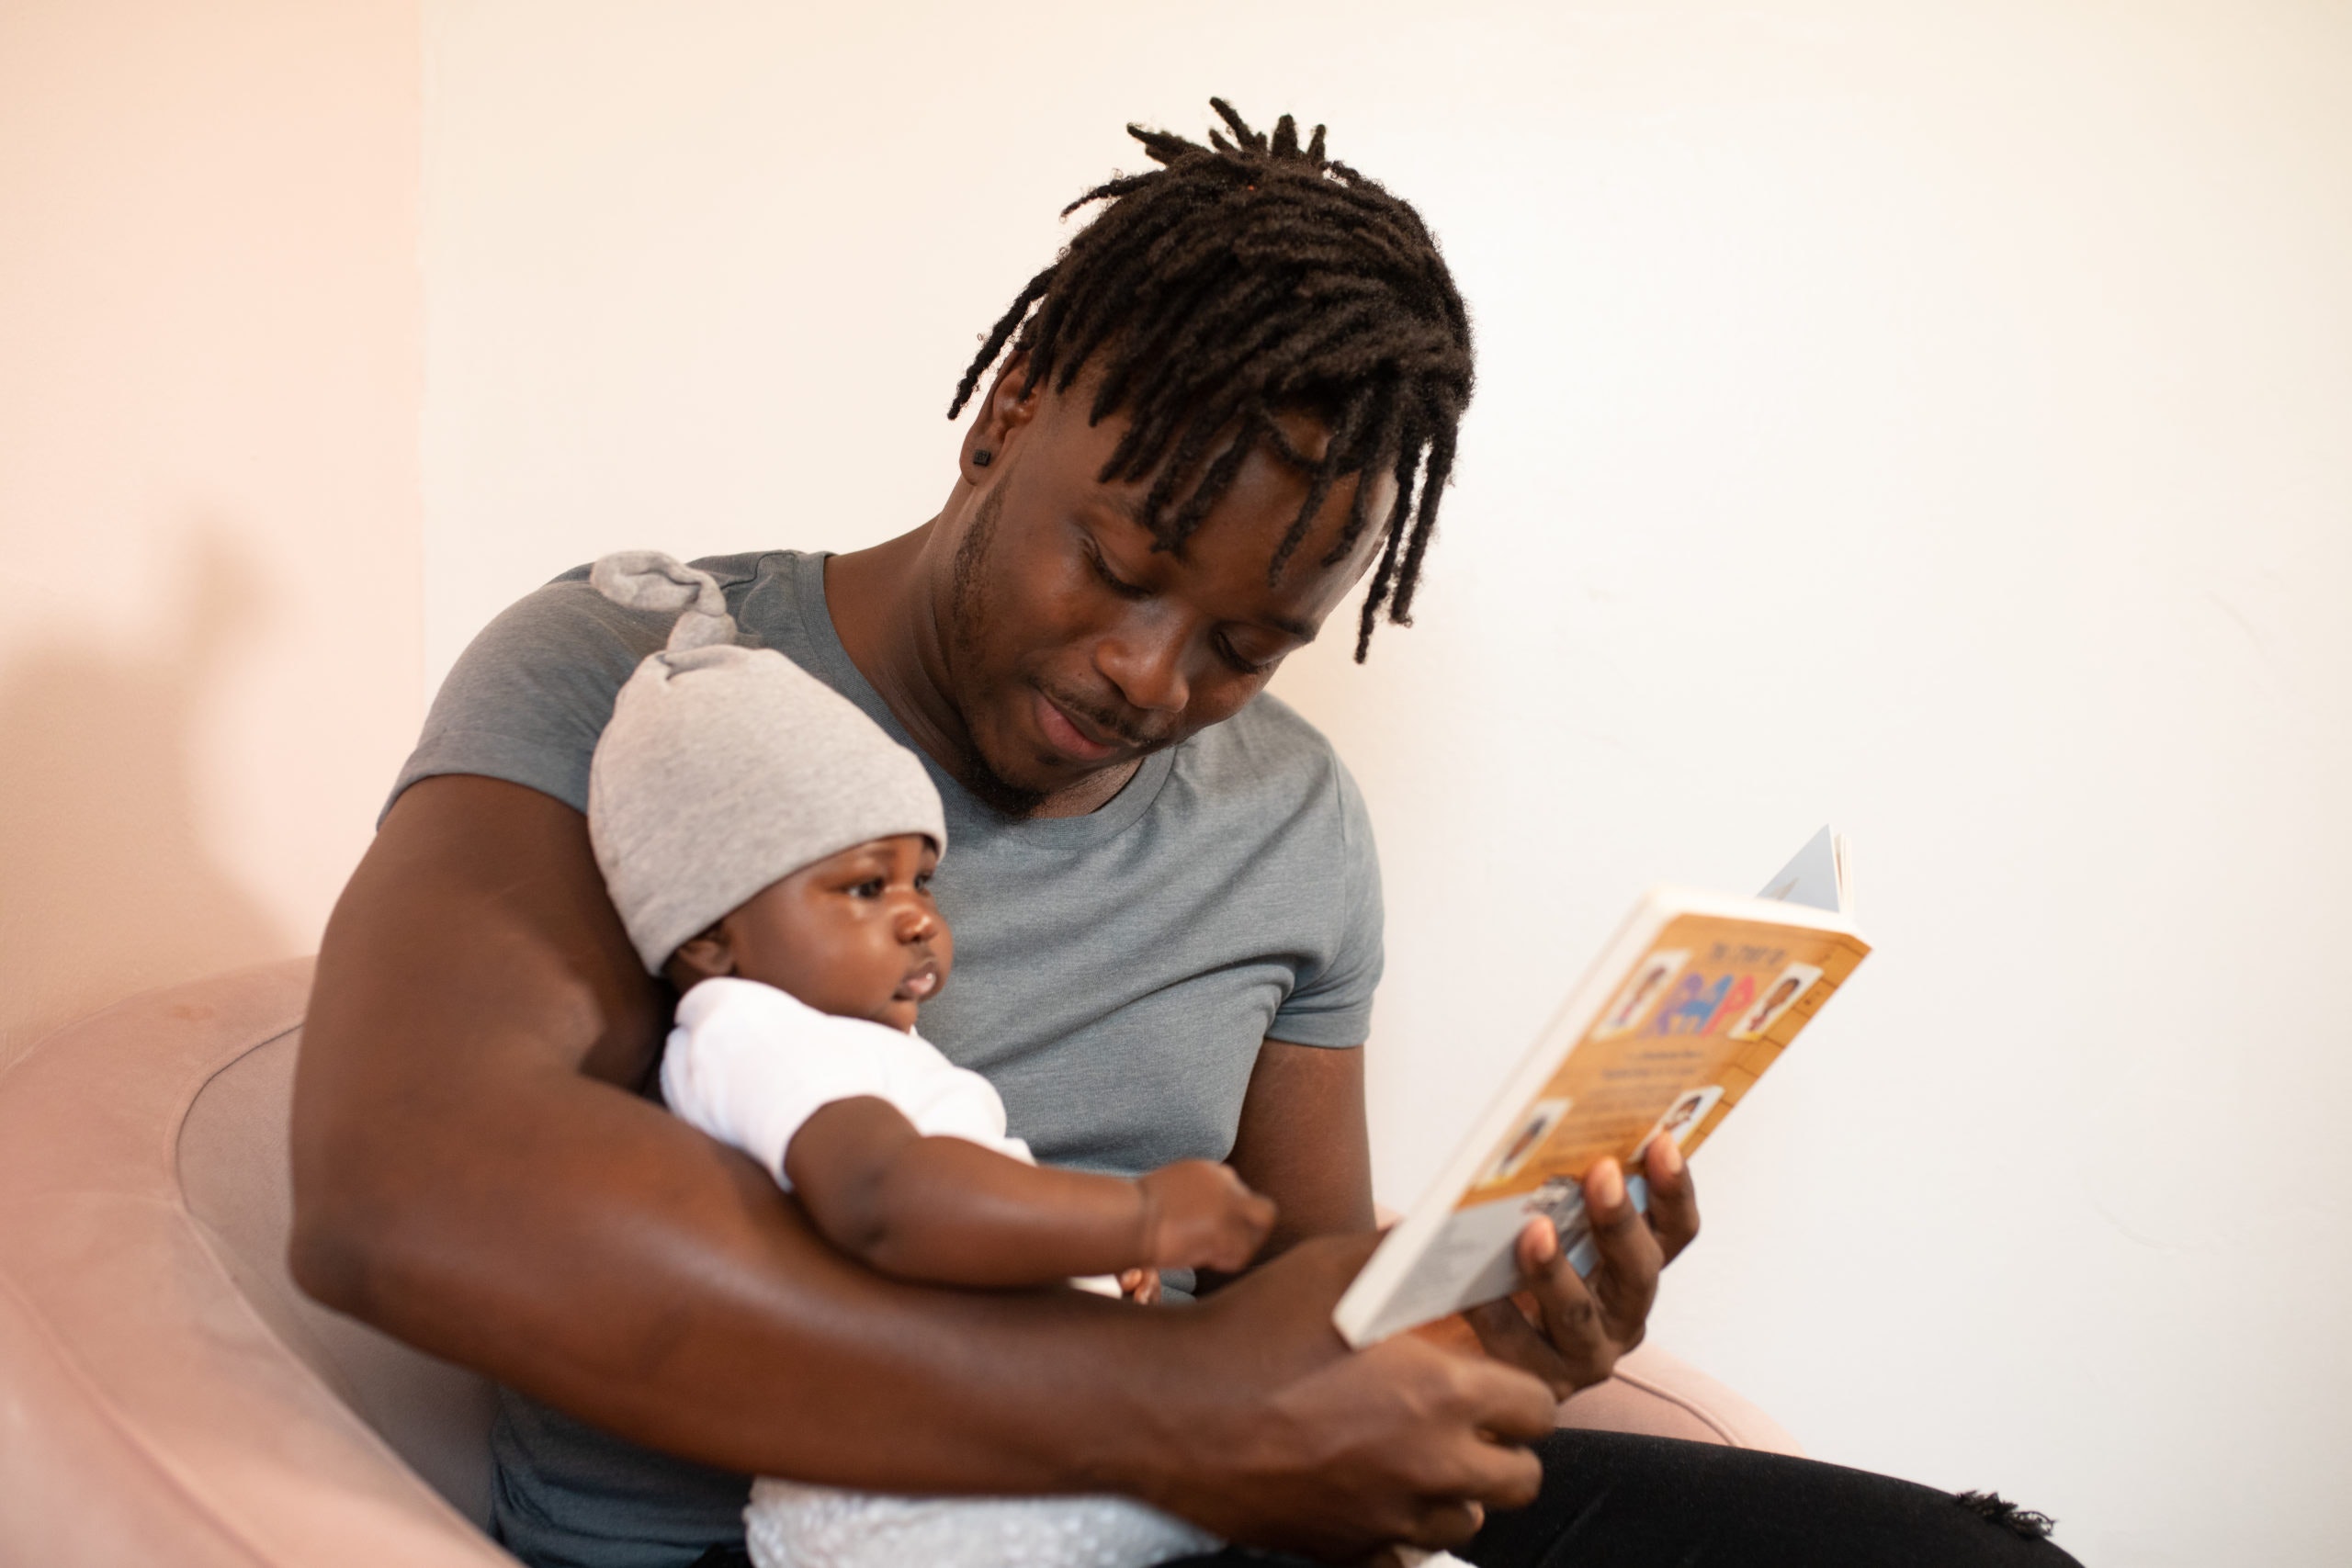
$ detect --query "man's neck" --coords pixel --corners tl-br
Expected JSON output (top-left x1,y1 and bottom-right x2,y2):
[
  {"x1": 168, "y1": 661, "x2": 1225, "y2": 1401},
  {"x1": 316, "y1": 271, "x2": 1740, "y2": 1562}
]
[{"x1": 821, "y1": 528, "x2": 1137, "y2": 820}]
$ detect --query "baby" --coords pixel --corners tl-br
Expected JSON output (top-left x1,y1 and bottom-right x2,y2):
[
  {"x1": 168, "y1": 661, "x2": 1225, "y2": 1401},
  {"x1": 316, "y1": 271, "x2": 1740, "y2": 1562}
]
[{"x1": 582, "y1": 553, "x2": 1272, "y2": 1568}]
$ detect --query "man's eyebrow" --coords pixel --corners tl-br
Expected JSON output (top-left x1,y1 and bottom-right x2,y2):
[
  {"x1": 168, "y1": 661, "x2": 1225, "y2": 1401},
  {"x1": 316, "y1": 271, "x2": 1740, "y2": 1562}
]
[{"x1": 1094, "y1": 494, "x2": 1318, "y2": 644}]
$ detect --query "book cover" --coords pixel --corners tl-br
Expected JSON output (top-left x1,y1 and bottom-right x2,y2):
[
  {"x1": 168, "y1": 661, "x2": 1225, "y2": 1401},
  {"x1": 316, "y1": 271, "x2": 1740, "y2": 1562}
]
[{"x1": 1334, "y1": 832, "x2": 1871, "y2": 1348}]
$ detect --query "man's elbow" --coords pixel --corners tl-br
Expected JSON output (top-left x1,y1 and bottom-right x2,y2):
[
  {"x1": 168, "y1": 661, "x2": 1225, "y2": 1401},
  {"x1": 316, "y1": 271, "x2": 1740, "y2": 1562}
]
[
  {"x1": 287, "y1": 1195, "x2": 368, "y2": 1314},
  {"x1": 285, "y1": 1128, "x2": 421, "y2": 1319}
]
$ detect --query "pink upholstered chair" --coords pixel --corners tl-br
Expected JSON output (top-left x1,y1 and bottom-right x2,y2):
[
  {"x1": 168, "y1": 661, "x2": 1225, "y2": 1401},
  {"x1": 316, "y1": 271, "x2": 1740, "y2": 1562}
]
[{"x1": 0, "y1": 962, "x2": 1798, "y2": 1566}]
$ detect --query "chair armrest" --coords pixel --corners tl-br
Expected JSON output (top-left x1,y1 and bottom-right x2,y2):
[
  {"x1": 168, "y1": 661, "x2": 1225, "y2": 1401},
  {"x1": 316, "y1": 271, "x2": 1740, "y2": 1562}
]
[{"x1": 0, "y1": 962, "x2": 514, "y2": 1568}]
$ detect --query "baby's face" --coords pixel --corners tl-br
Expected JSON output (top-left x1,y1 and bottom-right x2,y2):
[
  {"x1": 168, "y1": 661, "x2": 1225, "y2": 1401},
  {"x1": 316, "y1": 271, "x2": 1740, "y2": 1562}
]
[{"x1": 670, "y1": 833, "x2": 951, "y2": 1031}]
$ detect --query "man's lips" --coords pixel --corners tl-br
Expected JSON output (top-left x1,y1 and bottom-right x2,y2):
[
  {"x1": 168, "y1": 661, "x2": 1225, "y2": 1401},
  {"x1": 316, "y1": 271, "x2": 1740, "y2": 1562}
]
[{"x1": 1032, "y1": 689, "x2": 1124, "y2": 763}]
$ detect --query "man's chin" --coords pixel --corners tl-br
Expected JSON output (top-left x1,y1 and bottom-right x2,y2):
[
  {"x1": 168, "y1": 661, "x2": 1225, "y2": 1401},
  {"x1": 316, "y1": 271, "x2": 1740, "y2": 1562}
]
[
  {"x1": 967, "y1": 732, "x2": 1143, "y2": 818},
  {"x1": 956, "y1": 690, "x2": 1145, "y2": 818},
  {"x1": 955, "y1": 734, "x2": 1055, "y2": 818}
]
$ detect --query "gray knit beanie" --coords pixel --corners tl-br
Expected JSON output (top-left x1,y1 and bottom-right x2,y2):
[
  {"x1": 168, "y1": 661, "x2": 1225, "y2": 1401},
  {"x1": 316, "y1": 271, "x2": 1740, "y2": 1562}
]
[{"x1": 585, "y1": 551, "x2": 947, "y2": 974}]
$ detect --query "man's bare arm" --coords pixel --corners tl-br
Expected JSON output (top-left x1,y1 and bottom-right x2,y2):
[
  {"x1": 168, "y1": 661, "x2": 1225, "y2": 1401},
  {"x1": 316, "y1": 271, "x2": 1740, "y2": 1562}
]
[
  {"x1": 288, "y1": 776, "x2": 1553, "y2": 1554},
  {"x1": 294, "y1": 777, "x2": 1155, "y2": 1484},
  {"x1": 1213, "y1": 1040, "x2": 1377, "y2": 1277}
]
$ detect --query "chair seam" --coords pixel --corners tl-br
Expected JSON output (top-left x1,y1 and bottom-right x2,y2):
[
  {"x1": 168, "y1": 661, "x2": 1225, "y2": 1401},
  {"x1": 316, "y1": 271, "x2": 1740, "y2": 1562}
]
[
  {"x1": 1602, "y1": 1367, "x2": 1746, "y2": 1447},
  {"x1": 168, "y1": 1019, "x2": 495, "y2": 1539}
]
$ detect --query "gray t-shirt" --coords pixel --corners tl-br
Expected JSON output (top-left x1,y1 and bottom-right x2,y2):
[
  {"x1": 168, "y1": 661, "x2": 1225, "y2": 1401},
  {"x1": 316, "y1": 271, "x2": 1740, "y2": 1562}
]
[{"x1": 390, "y1": 549, "x2": 1383, "y2": 1568}]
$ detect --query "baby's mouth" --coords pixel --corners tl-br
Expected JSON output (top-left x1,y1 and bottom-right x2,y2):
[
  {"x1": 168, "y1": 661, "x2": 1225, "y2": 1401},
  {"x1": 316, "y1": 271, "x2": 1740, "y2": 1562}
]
[{"x1": 894, "y1": 959, "x2": 942, "y2": 1002}]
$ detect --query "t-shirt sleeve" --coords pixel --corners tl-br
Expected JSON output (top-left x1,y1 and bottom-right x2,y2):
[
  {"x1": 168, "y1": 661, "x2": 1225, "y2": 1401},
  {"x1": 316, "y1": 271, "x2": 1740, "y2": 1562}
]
[
  {"x1": 1266, "y1": 753, "x2": 1385, "y2": 1049},
  {"x1": 383, "y1": 570, "x2": 671, "y2": 820}
]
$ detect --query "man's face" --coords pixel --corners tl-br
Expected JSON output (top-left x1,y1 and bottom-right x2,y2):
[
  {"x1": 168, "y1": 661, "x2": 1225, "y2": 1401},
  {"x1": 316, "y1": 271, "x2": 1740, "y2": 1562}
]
[{"x1": 938, "y1": 381, "x2": 1396, "y2": 807}]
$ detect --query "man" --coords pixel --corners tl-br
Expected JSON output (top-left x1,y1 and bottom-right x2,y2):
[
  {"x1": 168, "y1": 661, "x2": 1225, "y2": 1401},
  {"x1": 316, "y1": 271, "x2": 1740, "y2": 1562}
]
[{"x1": 293, "y1": 103, "x2": 2076, "y2": 1567}]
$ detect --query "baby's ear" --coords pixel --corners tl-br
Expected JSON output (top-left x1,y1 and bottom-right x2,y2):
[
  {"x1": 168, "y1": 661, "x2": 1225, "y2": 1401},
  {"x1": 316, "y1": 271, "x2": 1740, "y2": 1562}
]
[{"x1": 664, "y1": 925, "x2": 735, "y2": 990}]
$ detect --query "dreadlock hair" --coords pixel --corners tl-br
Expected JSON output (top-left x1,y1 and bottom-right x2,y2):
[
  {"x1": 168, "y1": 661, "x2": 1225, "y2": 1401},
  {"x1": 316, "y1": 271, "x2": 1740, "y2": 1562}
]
[{"x1": 947, "y1": 98, "x2": 1474, "y2": 661}]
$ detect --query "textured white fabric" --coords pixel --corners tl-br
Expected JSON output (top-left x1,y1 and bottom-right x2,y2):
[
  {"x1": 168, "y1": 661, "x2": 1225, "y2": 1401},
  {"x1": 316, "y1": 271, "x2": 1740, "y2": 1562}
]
[
  {"x1": 585, "y1": 551, "x2": 947, "y2": 974},
  {"x1": 744, "y1": 1479, "x2": 1218, "y2": 1568},
  {"x1": 663, "y1": 977, "x2": 1210, "y2": 1566},
  {"x1": 661, "y1": 978, "x2": 1027, "y2": 1187}
]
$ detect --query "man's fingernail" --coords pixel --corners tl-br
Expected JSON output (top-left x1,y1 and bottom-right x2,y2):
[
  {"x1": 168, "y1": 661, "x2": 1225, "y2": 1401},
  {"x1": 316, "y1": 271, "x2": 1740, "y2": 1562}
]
[
  {"x1": 1657, "y1": 1137, "x2": 1685, "y2": 1176},
  {"x1": 1589, "y1": 1159, "x2": 1625, "y2": 1209}
]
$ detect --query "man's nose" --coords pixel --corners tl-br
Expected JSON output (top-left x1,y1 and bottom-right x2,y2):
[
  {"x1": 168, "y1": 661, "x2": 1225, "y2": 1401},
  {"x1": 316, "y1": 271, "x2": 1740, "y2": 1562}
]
[{"x1": 1095, "y1": 608, "x2": 1192, "y2": 716}]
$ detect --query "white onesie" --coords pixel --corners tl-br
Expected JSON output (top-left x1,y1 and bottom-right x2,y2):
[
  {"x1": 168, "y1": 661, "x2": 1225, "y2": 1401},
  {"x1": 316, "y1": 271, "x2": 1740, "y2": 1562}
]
[{"x1": 660, "y1": 977, "x2": 1220, "y2": 1568}]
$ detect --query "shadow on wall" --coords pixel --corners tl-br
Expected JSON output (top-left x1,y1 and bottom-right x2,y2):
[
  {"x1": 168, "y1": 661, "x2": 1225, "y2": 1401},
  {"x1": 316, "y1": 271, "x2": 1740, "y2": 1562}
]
[{"x1": 0, "y1": 525, "x2": 289, "y2": 1069}]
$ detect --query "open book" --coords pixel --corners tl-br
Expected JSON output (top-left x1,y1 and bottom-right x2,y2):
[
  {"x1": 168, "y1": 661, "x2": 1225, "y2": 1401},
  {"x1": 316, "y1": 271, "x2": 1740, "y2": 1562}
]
[{"x1": 1333, "y1": 828, "x2": 1871, "y2": 1348}]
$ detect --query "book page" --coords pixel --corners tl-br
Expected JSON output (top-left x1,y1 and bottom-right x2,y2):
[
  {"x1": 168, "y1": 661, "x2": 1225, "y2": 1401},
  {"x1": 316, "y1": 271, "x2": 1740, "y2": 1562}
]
[{"x1": 1757, "y1": 823, "x2": 1847, "y2": 915}]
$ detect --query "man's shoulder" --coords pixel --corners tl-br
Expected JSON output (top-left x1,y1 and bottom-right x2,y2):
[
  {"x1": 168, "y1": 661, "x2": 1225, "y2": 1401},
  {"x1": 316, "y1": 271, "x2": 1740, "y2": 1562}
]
[
  {"x1": 536, "y1": 548, "x2": 801, "y2": 618},
  {"x1": 1172, "y1": 691, "x2": 1364, "y2": 822},
  {"x1": 1188, "y1": 689, "x2": 1342, "y2": 773},
  {"x1": 468, "y1": 549, "x2": 808, "y2": 671},
  {"x1": 390, "y1": 549, "x2": 817, "y2": 818}
]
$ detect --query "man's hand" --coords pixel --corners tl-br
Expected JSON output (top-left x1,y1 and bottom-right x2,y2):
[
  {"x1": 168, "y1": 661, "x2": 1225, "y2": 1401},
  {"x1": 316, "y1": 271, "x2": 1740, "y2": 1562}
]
[
  {"x1": 1159, "y1": 1233, "x2": 1559, "y2": 1558},
  {"x1": 1461, "y1": 1136, "x2": 1702, "y2": 1399},
  {"x1": 1137, "y1": 1160, "x2": 1277, "y2": 1274}
]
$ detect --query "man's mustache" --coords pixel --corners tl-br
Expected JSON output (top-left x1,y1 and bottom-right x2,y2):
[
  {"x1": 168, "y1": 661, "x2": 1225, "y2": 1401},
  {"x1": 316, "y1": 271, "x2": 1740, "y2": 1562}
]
[{"x1": 1036, "y1": 680, "x2": 1178, "y2": 750}]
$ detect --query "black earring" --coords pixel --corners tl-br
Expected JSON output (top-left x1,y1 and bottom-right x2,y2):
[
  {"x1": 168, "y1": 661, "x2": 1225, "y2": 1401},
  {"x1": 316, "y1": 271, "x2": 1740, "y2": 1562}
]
[{"x1": 972, "y1": 449, "x2": 993, "y2": 468}]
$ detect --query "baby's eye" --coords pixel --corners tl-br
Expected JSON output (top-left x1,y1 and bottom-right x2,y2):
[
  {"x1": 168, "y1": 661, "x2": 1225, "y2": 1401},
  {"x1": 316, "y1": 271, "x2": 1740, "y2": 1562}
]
[
  {"x1": 913, "y1": 871, "x2": 933, "y2": 894},
  {"x1": 847, "y1": 878, "x2": 886, "y2": 898}
]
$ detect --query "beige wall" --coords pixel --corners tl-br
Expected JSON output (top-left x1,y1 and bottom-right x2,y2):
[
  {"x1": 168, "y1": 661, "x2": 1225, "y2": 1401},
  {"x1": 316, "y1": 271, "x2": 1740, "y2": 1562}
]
[
  {"x1": 6, "y1": 2, "x2": 2347, "y2": 1561},
  {"x1": 0, "y1": 0, "x2": 422, "y2": 1066},
  {"x1": 416, "y1": 4, "x2": 2352, "y2": 1562}
]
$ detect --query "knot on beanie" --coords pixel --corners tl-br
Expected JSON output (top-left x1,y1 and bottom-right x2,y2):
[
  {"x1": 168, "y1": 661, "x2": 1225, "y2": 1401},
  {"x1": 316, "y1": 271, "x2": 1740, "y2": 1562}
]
[
  {"x1": 590, "y1": 550, "x2": 736, "y2": 652},
  {"x1": 583, "y1": 550, "x2": 949, "y2": 975}
]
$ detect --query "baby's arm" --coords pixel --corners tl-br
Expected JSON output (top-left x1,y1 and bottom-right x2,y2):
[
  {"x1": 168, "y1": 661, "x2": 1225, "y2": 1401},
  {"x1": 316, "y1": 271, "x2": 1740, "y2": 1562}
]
[{"x1": 785, "y1": 1096, "x2": 1274, "y2": 1289}]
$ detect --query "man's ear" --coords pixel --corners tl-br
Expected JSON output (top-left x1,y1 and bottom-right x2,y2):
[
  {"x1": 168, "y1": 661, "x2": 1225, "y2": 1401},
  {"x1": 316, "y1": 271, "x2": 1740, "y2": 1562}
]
[
  {"x1": 664, "y1": 925, "x2": 735, "y2": 991},
  {"x1": 961, "y1": 352, "x2": 1041, "y2": 480}
]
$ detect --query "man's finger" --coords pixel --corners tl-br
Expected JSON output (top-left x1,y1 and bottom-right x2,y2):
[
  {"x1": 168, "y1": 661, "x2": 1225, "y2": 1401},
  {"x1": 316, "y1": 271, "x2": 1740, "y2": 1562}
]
[
  {"x1": 1641, "y1": 1135, "x2": 1702, "y2": 1264},
  {"x1": 1437, "y1": 1339, "x2": 1566, "y2": 1446},
  {"x1": 1521, "y1": 1246, "x2": 1615, "y2": 1386},
  {"x1": 1466, "y1": 1216, "x2": 1611, "y2": 1392},
  {"x1": 1463, "y1": 1289, "x2": 1577, "y2": 1401},
  {"x1": 1578, "y1": 1157, "x2": 1662, "y2": 1344},
  {"x1": 1458, "y1": 1297, "x2": 1571, "y2": 1401},
  {"x1": 1404, "y1": 1423, "x2": 1545, "y2": 1520},
  {"x1": 1402, "y1": 1497, "x2": 1492, "y2": 1550},
  {"x1": 1510, "y1": 1165, "x2": 1639, "y2": 1363}
]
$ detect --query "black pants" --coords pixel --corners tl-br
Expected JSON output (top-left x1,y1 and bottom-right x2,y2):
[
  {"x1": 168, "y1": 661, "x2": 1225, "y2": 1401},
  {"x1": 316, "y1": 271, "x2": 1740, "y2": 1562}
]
[
  {"x1": 691, "y1": 1430, "x2": 2083, "y2": 1568},
  {"x1": 1168, "y1": 1430, "x2": 2083, "y2": 1568}
]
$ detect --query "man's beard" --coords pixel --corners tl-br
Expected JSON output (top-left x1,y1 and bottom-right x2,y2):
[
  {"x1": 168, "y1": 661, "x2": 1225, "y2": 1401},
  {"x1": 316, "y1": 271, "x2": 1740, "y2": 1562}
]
[{"x1": 945, "y1": 479, "x2": 1050, "y2": 818}]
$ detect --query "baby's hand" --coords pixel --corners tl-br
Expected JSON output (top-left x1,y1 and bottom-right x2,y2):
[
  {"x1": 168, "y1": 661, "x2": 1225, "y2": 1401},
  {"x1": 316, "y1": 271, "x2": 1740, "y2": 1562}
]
[
  {"x1": 1135, "y1": 1161, "x2": 1276, "y2": 1274},
  {"x1": 1117, "y1": 1266, "x2": 1162, "y2": 1305}
]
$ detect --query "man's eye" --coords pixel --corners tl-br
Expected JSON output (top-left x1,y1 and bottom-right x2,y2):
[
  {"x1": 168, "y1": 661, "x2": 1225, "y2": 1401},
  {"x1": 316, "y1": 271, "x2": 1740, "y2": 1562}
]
[
  {"x1": 1215, "y1": 635, "x2": 1273, "y2": 677},
  {"x1": 1086, "y1": 541, "x2": 1149, "y2": 600}
]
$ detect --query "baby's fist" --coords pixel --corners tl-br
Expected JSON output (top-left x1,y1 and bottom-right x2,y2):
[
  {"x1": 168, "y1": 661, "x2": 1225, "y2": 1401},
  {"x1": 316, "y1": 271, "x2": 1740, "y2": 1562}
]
[{"x1": 1136, "y1": 1161, "x2": 1276, "y2": 1274}]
